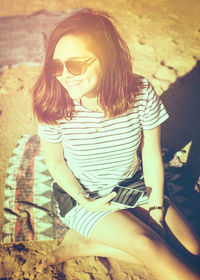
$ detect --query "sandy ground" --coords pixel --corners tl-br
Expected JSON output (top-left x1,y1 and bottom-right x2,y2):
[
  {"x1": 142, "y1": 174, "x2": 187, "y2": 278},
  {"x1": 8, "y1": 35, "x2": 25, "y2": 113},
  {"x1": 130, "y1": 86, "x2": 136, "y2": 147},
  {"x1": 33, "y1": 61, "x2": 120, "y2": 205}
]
[{"x1": 0, "y1": 0, "x2": 200, "y2": 279}]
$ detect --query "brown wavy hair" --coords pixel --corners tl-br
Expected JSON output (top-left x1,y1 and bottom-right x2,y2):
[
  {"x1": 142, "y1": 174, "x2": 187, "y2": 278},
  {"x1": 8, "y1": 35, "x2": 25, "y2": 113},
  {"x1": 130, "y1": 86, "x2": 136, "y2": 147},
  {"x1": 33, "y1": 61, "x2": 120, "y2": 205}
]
[{"x1": 32, "y1": 8, "x2": 143, "y2": 124}]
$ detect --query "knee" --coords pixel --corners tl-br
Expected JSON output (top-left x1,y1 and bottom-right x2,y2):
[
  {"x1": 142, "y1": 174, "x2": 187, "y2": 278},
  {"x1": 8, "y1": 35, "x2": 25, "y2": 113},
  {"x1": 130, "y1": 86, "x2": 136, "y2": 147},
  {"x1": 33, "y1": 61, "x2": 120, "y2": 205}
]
[{"x1": 190, "y1": 241, "x2": 200, "y2": 256}]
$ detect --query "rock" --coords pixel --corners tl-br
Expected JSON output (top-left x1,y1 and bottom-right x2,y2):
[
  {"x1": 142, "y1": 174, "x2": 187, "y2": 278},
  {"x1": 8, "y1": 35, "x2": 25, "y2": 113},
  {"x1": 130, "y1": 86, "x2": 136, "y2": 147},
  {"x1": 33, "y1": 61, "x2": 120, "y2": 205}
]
[
  {"x1": 151, "y1": 78, "x2": 171, "y2": 95},
  {"x1": 154, "y1": 63, "x2": 177, "y2": 83},
  {"x1": 133, "y1": 40, "x2": 157, "y2": 79},
  {"x1": 164, "y1": 55, "x2": 197, "y2": 77}
]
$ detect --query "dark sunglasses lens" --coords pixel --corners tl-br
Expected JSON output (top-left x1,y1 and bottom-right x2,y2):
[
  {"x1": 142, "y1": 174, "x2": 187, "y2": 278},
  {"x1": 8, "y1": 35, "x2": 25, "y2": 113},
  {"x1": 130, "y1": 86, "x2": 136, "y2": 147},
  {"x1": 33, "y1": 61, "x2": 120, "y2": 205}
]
[
  {"x1": 66, "y1": 60, "x2": 84, "y2": 75},
  {"x1": 52, "y1": 60, "x2": 63, "y2": 76}
]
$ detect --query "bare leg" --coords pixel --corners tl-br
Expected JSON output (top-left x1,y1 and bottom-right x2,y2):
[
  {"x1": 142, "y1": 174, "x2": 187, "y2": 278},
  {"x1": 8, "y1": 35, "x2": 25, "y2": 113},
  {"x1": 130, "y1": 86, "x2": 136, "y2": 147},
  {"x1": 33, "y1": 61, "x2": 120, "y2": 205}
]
[
  {"x1": 89, "y1": 210, "x2": 200, "y2": 280},
  {"x1": 39, "y1": 198, "x2": 200, "y2": 278},
  {"x1": 163, "y1": 197, "x2": 200, "y2": 255},
  {"x1": 38, "y1": 228, "x2": 140, "y2": 271},
  {"x1": 129, "y1": 198, "x2": 200, "y2": 256}
]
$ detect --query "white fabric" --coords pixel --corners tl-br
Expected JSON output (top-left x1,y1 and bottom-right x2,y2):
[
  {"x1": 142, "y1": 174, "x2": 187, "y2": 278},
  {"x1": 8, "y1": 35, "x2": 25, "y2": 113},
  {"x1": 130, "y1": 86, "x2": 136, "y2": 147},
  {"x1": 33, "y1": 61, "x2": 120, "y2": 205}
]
[{"x1": 38, "y1": 77, "x2": 169, "y2": 196}]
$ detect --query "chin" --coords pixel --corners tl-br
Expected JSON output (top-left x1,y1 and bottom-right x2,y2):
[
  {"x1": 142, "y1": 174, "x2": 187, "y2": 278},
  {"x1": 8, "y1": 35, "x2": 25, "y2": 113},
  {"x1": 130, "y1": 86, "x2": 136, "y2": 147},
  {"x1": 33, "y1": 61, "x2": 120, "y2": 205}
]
[
  {"x1": 67, "y1": 90, "x2": 83, "y2": 100},
  {"x1": 69, "y1": 88, "x2": 98, "y2": 100}
]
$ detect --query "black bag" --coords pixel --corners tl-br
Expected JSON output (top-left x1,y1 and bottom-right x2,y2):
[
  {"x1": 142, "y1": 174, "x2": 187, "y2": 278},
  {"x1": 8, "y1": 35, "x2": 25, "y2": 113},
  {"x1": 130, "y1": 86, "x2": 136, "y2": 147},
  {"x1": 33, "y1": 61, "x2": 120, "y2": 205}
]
[{"x1": 52, "y1": 182, "x2": 76, "y2": 217}]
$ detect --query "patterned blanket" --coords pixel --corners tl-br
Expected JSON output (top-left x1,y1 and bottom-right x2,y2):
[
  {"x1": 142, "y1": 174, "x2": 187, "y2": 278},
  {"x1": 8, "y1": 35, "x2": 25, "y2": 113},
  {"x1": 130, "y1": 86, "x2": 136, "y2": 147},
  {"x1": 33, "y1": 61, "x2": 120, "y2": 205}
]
[{"x1": 2, "y1": 135, "x2": 67, "y2": 243}]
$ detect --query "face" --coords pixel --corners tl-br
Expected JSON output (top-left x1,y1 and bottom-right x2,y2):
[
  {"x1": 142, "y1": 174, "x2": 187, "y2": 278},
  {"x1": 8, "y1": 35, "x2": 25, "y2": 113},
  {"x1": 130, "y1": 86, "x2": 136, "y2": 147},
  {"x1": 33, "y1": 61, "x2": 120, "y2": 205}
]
[{"x1": 53, "y1": 35, "x2": 101, "y2": 100}]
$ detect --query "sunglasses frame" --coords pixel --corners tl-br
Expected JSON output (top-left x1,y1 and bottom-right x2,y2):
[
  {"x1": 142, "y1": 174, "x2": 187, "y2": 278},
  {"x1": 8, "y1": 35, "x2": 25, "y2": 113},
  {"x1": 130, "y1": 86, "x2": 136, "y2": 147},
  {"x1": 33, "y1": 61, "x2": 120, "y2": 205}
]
[{"x1": 51, "y1": 57, "x2": 96, "y2": 77}]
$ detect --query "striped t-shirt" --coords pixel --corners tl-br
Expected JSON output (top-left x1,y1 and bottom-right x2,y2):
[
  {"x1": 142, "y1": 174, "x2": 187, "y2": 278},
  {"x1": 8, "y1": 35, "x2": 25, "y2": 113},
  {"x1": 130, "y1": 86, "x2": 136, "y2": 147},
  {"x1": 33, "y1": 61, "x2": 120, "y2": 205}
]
[{"x1": 38, "y1": 77, "x2": 169, "y2": 196}]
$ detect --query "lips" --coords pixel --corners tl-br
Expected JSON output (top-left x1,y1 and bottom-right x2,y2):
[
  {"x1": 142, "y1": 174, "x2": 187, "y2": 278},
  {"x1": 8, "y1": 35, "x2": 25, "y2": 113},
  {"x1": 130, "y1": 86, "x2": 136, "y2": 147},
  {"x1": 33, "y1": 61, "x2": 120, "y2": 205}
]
[{"x1": 67, "y1": 80, "x2": 82, "y2": 87}]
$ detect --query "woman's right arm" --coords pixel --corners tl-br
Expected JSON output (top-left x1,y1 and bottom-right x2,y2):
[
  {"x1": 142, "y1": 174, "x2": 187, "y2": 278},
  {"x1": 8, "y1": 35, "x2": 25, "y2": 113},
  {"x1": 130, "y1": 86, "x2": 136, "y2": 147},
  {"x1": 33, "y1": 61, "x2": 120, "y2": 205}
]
[
  {"x1": 40, "y1": 138, "x2": 118, "y2": 211},
  {"x1": 40, "y1": 138, "x2": 89, "y2": 205}
]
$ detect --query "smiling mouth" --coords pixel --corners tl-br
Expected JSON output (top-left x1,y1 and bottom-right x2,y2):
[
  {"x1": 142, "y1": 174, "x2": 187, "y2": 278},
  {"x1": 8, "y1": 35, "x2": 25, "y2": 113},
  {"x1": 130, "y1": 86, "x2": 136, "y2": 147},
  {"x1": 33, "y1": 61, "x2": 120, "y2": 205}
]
[{"x1": 67, "y1": 80, "x2": 82, "y2": 87}]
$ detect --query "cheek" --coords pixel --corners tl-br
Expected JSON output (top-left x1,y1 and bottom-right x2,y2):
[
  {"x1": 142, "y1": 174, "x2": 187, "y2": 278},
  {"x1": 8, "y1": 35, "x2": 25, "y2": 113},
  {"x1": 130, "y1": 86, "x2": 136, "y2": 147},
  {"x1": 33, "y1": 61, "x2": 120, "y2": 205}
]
[
  {"x1": 94, "y1": 64, "x2": 102, "y2": 85},
  {"x1": 89, "y1": 65, "x2": 101, "y2": 85},
  {"x1": 56, "y1": 77, "x2": 69, "y2": 91},
  {"x1": 85, "y1": 74, "x2": 99, "y2": 91},
  {"x1": 56, "y1": 76, "x2": 62, "y2": 85}
]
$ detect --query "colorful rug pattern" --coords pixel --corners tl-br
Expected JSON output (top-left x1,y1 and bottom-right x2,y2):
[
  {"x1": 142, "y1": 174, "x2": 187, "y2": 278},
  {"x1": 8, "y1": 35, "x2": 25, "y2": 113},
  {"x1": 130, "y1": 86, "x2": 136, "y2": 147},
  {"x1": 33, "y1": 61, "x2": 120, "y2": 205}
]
[{"x1": 2, "y1": 134, "x2": 67, "y2": 243}]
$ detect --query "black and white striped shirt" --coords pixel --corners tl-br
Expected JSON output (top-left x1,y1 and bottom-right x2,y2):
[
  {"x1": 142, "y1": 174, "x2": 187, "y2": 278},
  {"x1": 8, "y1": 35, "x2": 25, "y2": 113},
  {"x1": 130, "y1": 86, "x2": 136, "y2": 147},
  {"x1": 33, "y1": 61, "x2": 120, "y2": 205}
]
[{"x1": 38, "y1": 77, "x2": 169, "y2": 195}]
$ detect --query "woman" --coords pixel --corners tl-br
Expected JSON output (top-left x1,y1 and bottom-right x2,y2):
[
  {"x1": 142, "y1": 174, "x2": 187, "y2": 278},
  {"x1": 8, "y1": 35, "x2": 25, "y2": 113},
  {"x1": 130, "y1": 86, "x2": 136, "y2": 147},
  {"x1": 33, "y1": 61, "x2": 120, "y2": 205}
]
[{"x1": 33, "y1": 8, "x2": 200, "y2": 279}]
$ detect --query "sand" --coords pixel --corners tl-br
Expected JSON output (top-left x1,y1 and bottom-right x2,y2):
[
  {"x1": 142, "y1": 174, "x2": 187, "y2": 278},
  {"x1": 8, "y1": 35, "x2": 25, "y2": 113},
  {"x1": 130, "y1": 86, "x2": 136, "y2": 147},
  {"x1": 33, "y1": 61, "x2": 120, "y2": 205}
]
[{"x1": 0, "y1": 0, "x2": 200, "y2": 279}]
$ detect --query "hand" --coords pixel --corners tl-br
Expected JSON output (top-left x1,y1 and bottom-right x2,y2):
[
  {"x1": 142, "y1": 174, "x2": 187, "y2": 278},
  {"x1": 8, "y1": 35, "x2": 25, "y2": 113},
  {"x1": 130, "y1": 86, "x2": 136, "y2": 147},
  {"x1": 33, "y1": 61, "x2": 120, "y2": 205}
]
[
  {"x1": 149, "y1": 209, "x2": 165, "y2": 238},
  {"x1": 149, "y1": 208, "x2": 163, "y2": 223},
  {"x1": 81, "y1": 192, "x2": 127, "y2": 212}
]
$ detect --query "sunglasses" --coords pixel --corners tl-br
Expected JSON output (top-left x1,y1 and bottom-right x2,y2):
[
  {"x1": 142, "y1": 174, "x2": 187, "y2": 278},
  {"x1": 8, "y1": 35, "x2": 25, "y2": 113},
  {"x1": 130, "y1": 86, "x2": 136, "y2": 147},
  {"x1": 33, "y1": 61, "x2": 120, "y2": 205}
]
[{"x1": 51, "y1": 57, "x2": 96, "y2": 76}]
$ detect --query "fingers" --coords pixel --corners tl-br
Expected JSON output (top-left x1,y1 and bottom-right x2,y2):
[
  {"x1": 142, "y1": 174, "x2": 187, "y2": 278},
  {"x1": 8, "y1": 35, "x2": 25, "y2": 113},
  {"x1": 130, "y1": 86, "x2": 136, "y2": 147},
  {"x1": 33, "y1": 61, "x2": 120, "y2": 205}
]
[
  {"x1": 110, "y1": 201, "x2": 128, "y2": 211},
  {"x1": 86, "y1": 192, "x2": 128, "y2": 212},
  {"x1": 98, "y1": 192, "x2": 117, "y2": 204},
  {"x1": 97, "y1": 192, "x2": 129, "y2": 211}
]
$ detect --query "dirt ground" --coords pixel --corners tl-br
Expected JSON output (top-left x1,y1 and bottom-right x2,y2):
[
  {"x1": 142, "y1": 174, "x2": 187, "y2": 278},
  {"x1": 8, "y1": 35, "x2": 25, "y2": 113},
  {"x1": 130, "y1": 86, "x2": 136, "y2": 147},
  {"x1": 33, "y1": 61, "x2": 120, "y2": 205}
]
[{"x1": 0, "y1": 0, "x2": 200, "y2": 279}]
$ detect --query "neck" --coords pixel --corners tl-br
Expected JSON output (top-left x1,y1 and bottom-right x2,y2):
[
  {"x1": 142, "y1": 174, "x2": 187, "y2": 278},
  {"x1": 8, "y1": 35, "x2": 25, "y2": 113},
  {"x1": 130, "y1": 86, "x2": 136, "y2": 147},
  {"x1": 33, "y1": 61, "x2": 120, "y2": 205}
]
[{"x1": 80, "y1": 96, "x2": 103, "y2": 112}]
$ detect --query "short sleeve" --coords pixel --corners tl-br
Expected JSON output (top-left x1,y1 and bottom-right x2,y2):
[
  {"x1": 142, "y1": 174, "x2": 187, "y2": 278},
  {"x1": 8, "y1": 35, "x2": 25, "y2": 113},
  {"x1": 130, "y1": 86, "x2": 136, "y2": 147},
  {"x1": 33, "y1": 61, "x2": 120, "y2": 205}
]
[
  {"x1": 141, "y1": 80, "x2": 169, "y2": 130},
  {"x1": 38, "y1": 123, "x2": 63, "y2": 143}
]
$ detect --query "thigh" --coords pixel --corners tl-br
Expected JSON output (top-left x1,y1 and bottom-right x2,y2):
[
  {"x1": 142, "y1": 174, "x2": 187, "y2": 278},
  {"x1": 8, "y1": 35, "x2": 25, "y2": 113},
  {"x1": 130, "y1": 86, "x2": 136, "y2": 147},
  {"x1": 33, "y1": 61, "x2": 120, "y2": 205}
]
[
  {"x1": 136, "y1": 198, "x2": 200, "y2": 243},
  {"x1": 128, "y1": 202, "x2": 149, "y2": 223},
  {"x1": 163, "y1": 197, "x2": 200, "y2": 254},
  {"x1": 89, "y1": 209, "x2": 159, "y2": 256}
]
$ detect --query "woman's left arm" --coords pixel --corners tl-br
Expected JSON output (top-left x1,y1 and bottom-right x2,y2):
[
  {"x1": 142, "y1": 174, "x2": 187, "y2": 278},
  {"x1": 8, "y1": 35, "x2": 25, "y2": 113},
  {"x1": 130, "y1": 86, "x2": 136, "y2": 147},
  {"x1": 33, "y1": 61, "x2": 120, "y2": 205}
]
[{"x1": 141, "y1": 125, "x2": 164, "y2": 224}]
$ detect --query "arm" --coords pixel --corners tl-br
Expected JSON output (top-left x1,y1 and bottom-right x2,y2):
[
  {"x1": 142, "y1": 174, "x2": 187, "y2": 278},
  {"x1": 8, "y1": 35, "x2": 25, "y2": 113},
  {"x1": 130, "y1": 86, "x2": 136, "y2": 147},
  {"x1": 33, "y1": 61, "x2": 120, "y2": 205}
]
[
  {"x1": 141, "y1": 125, "x2": 164, "y2": 223},
  {"x1": 40, "y1": 138, "x2": 88, "y2": 205},
  {"x1": 40, "y1": 138, "x2": 117, "y2": 211}
]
